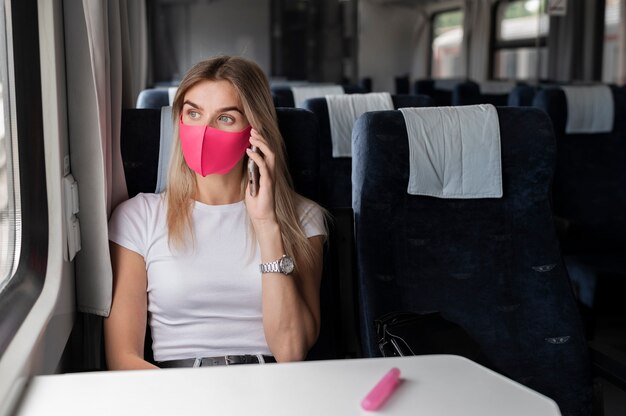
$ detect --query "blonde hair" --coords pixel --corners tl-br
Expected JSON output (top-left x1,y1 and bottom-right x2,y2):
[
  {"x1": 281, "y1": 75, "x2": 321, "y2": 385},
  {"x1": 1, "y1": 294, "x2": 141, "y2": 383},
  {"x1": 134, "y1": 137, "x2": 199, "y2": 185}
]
[{"x1": 166, "y1": 56, "x2": 326, "y2": 271}]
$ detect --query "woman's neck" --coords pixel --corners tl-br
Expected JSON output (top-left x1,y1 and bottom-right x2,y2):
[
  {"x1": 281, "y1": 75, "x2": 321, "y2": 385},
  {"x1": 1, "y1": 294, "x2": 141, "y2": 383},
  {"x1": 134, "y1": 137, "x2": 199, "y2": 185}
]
[{"x1": 193, "y1": 161, "x2": 245, "y2": 205}]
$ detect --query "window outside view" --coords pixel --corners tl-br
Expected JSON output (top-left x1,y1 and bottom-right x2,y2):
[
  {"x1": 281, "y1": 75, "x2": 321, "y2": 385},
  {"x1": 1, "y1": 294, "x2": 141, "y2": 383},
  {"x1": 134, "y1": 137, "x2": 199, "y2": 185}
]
[
  {"x1": 493, "y1": 0, "x2": 549, "y2": 80},
  {"x1": 0, "y1": 14, "x2": 18, "y2": 293},
  {"x1": 431, "y1": 10, "x2": 464, "y2": 78},
  {"x1": 603, "y1": 0, "x2": 622, "y2": 84}
]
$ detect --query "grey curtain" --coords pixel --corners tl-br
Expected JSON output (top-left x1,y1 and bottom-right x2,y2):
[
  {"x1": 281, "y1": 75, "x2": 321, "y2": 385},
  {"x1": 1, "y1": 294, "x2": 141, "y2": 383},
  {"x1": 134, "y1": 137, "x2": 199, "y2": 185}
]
[
  {"x1": 548, "y1": 0, "x2": 604, "y2": 82},
  {"x1": 617, "y1": 0, "x2": 626, "y2": 85},
  {"x1": 63, "y1": 0, "x2": 148, "y2": 317},
  {"x1": 463, "y1": 0, "x2": 493, "y2": 82},
  {"x1": 409, "y1": 10, "x2": 431, "y2": 81}
]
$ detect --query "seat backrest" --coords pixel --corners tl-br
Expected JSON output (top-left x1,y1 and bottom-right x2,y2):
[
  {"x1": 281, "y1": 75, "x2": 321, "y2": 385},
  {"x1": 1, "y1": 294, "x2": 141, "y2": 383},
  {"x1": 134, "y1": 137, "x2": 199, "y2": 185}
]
[
  {"x1": 120, "y1": 108, "x2": 162, "y2": 196},
  {"x1": 413, "y1": 78, "x2": 467, "y2": 106},
  {"x1": 507, "y1": 84, "x2": 537, "y2": 106},
  {"x1": 136, "y1": 88, "x2": 176, "y2": 109},
  {"x1": 303, "y1": 94, "x2": 432, "y2": 209},
  {"x1": 271, "y1": 85, "x2": 297, "y2": 107},
  {"x1": 395, "y1": 75, "x2": 410, "y2": 94},
  {"x1": 271, "y1": 84, "x2": 367, "y2": 108},
  {"x1": 359, "y1": 77, "x2": 372, "y2": 93},
  {"x1": 120, "y1": 106, "x2": 343, "y2": 360},
  {"x1": 533, "y1": 86, "x2": 626, "y2": 248},
  {"x1": 452, "y1": 81, "x2": 510, "y2": 106},
  {"x1": 342, "y1": 84, "x2": 367, "y2": 94},
  {"x1": 351, "y1": 107, "x2": 592, "y2": 416}
]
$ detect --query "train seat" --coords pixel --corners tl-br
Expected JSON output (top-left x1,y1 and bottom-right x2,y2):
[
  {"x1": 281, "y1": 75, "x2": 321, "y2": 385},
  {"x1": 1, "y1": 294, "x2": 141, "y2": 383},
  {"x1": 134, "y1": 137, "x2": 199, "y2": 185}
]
[
  {"x1": 507, "y1": 84, "x2": 538, "y2": 106},
  {"x1": 507, "y1": 81, "x2": 570, "y2": 107},
  {"x1": 119, "y1": 106, "x2": 344, "y2": 361},
  {"x1": 413, "y1": 78, "x2": 467, "y2": 106},
  {"x1": 452, "y1": 80, "x2": 515, "y2": 106},
  {"x1": 303, "y1": 94, "x2": 432, "y2": 209},
  {"x1": 394, "y1": 74, "x2": 410, "y2": 94},
  {"x1": 271, "y1": 83, "x2": 367, "y2": 108},
  {"x1": 135, "y1": 87, "x2": 177, "y2": 109},
  {"x1": 532, "y1": 85, "x2": 626, "y2": 309},
  {"x1": 358, "y1": 77, "x2": 372, "y2": 93},
  {"x1": 301, "y1": 94, "x2": 432, "y2": 359},
  {"x1": 351, "y1": 106, "x2": 592, "y2": 415}
]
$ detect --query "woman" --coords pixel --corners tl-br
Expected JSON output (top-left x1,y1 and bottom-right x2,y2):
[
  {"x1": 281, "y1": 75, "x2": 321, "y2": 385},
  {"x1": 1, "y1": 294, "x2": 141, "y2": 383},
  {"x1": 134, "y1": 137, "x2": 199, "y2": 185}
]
[{"x1": 105, "y1": 56, "x2": 327, "y2": 370}]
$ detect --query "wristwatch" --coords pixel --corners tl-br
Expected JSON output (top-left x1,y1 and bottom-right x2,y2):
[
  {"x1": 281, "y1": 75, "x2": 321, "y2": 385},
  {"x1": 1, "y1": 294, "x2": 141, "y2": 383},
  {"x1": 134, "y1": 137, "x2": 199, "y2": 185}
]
[{"x1": 259, "y1": 254, "x2": 295, "y2": 275}]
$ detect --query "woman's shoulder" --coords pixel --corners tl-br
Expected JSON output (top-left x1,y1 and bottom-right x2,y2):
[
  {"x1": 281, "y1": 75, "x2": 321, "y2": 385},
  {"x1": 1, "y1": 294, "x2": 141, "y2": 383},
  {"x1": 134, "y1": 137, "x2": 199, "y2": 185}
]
[
  {"x1": 295, "y1": 196, "x2": 327, "y2": 238},
  {"x1": 108, "y1": 193, "x2": 165, "y2": 254},
  {"x1": 111, "y1": 192, "x2": 164, "y2": 218},
  {"x1": 295, "y1": 196, "x2": 320, "y2": 217}
]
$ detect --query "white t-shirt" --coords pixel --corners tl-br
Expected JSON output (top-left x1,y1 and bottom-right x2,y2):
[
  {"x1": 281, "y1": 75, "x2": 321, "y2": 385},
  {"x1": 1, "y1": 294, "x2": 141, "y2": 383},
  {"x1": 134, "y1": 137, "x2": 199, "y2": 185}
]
[{"x1": 108, "y1": 193, "x2": 326, "y2": 362}]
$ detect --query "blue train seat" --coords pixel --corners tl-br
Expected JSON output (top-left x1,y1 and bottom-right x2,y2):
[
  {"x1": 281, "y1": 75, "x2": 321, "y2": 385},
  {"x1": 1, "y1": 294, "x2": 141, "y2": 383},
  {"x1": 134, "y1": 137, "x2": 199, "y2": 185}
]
[
  {"x1": 120, "y1": 107, "x2": 338, "y2": 361},
  {"x1": 395, "y1": 75, "x2": 410, "y2": 94},
  {"x1": 271, "y1": 84, "x2": 367, "y2": 107},
  {"x1": 413, "y1": 78, "x2": 467, "y2": 106},
  {"x1": 532, "y1": 86, "x2": 626, "y2": 311},
  {"x1": 303, "y1": 94, "x2": 432, "y2": 209},
  {"x1": 135, "y1": 87, "x2": 176, "y2": 109},
  {"x1": 452, "y1": 80, "x2": 514, "y2": 106},
  {"x1": 508, "y1": 84, "x2": 538, "y2": 106},
  {"x1": 507, "y1": 82, "x2": 565, "y2": 107},
  {"x1": 351, "y1": 106, "x2": 592, "y2": 415},
  {"x1": 302, "y1": 94, "x2": 433, "y2": 358},
  {"x1": 359, "y1": 77, "x2": 372, "y2": 93}
]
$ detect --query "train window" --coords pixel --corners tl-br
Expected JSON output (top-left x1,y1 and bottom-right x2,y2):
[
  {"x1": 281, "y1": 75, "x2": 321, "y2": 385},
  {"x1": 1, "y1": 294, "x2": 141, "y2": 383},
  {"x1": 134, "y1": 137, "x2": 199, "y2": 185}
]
[
  {"x1": 602, "y1": 0, "x2": 622, "y2": 84},
  {"x1": 0, "y1": 0, "x2": 47, "y2": 359},
  {"x1": 492, "y1": 0, "x2": 549, "y2": 80},
  {"x1": 0, "y1": 0, "x2": 18, "y2": 293},
  {"x1": 430, "y1": 9, "x2": 464, "y2": 78}
]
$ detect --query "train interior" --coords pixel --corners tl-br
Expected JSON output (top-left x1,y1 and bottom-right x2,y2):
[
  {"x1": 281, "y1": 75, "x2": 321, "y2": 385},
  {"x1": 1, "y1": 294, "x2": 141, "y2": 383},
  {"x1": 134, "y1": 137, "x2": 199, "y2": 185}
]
[{"x1": 1, "y1": 0, "x2": 626, "y2": 415}]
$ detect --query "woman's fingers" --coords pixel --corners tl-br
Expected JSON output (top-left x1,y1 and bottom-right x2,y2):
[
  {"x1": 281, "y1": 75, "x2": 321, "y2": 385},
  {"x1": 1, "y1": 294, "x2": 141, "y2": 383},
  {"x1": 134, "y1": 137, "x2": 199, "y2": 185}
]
[
  {"x1": 249, "y1": 129, "x2": 275, "y2": 171},
  {"x1": 245, "y1": 146, "x2": 275, "y2": 222},
  {"x1": 246, "y1": 147, "x2": 273, "y2": 187}
]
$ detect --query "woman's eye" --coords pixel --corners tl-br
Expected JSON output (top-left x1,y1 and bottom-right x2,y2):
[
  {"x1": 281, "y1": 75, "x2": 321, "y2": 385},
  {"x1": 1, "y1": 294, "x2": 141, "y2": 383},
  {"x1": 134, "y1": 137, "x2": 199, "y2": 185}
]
[
  {"x1": 188, "y1": 110, "x2": 200, "y2": 119},
  {"x1": 218, "y1": 114, "x2": 235, "y2": 124}
]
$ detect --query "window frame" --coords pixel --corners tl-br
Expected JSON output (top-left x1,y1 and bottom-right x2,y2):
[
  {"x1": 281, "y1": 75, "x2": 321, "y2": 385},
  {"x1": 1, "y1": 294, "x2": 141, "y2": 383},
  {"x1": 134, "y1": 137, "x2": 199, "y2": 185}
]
[
  {"x1": 0, "y1": 0, "x2": 48, "y2": 358},
  {"x1": 601, "y1": 0, "x2": 616, "y2": 83},
  {"x1": 428, "y1": 7, "x2": 465, "y2": 79},
  {"x1": 489, "y1": 0, "x2": 549, "y2": 80},
  {"x1": 0, "y1": 0, "x2": 17, "y2": 287}
]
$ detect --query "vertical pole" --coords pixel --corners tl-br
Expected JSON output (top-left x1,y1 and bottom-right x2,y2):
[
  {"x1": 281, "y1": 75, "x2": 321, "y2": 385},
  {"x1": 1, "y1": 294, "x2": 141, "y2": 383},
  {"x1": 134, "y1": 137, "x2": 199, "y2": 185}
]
[
  {"x1": 535, "y1": 0, "x2": 544, "y2": 86},
  {"x1": 616, "y1": 0, "x2": 626, "y2": 85}
]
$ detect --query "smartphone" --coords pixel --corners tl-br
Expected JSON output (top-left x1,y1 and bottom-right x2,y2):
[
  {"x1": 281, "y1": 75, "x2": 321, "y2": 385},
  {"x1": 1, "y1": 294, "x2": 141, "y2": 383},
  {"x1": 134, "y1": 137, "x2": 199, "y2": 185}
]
[{"x1": 248, "y1": 146, "x2": 260, "y2": 196}]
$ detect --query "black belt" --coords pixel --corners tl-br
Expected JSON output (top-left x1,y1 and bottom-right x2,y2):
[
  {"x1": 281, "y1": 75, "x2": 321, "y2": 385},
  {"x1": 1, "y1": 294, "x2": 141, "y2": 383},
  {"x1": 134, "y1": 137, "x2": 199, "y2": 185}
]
[{"x1": 158, "y1": 354, "x2": 276, "y2": 368}]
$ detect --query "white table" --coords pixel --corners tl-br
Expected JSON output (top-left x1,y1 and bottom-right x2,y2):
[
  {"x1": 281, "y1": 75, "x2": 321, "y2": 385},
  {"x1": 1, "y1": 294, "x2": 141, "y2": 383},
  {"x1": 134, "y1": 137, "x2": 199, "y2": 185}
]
[{"x1": 15, "y1": 355, "x2": 561, "y2": 416}]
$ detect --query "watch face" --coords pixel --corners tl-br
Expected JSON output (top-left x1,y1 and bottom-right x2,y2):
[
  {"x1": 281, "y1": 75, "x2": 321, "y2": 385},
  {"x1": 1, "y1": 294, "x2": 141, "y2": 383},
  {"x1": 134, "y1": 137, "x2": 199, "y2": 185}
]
[{"x1": 280, "y1": 255, "x2": 295, "y2": 274}]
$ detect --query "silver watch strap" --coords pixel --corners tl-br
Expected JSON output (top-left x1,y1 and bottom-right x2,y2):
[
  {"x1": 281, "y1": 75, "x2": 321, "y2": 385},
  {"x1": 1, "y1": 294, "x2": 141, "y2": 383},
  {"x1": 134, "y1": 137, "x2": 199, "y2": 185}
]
[{"x1": 259, "y1": 259, "x2": 280, "y2": 274}]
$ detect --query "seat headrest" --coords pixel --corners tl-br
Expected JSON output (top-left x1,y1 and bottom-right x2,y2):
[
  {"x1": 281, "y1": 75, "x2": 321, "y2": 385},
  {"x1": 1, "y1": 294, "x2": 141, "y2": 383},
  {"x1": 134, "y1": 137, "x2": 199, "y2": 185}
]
[
  {"x1": 479, "y1": 81, "x2": 516, "y2": 94},
  {"x1": 561, "y1": 85, "x2": 614, "y2": 134},
  {"x1": 136, "y1": 88, "x2": 170, "y2": 109},
  {"x1": 325, "y1": 92, "x2": 394, "y2": 158},
  {"x1": 400, "y1": 105, "x2": 502, "y2": 199},
  {"x1": 291, "y1": 85, "x2": 345, "y2": 108}
]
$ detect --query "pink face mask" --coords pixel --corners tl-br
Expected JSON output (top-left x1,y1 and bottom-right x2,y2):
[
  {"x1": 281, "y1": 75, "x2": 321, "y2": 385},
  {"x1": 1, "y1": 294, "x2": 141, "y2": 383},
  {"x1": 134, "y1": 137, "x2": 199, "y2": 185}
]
[{"x1": 179, "y1": 119, "x2": 252, "y2": 176}]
